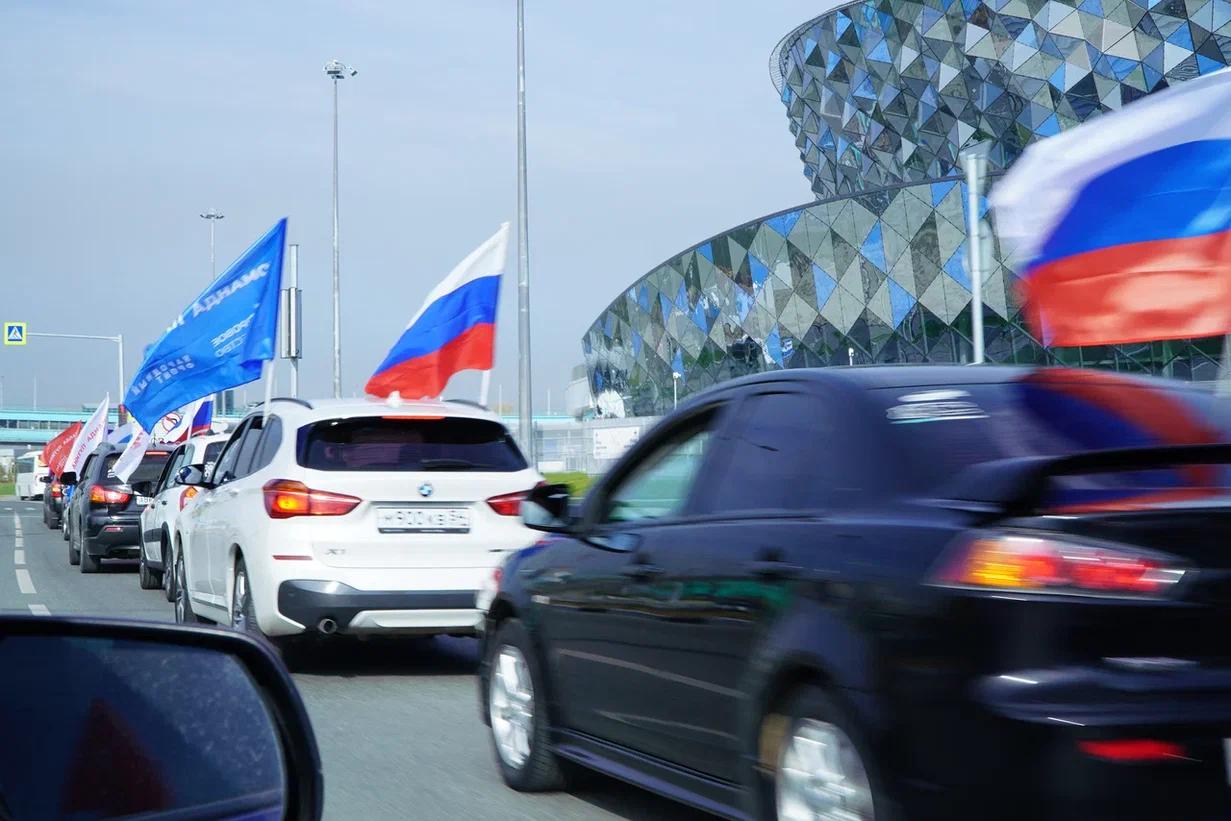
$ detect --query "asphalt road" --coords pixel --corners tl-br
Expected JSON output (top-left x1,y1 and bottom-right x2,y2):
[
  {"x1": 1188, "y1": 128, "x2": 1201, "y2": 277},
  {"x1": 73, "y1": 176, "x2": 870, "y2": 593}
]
[{"x1": 0, "y1": 498, "x2": 711, "y2": 821}]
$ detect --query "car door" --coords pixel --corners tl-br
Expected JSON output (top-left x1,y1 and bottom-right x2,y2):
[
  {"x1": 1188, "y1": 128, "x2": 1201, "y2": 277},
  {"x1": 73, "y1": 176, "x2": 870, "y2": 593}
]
[
  {"x1": 207, "y1": 416, "x2": 275, "y2": 600},
  {"x1": 621, "y1": 387, "x2": 858, "y2": 781},
  {"x1": 144, "y1": 445, "x2": 186, "y2": 561},
  {"x1": 190, "y1": 421, "x2": 251, "y2": 602},
  {"x1": 535, "y1": 401, "x2": 733, "y2": 759},
  {"x1": 71, "y1": 454, "x2": 98, "y2": 542}
]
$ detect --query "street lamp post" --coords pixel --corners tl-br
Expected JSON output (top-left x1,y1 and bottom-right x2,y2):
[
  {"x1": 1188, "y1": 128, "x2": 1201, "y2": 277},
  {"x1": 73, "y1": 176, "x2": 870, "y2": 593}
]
[
  {"x1": 672, "y1": 371, "x2": 681, "y2": 409},
  {"x1": 324, "y1": 58, "x2": 357, "y2": 399},
  {"x1": 200, "y1": 209, "x2": 225, "y2": 280},
  {"x1": 516, "y1": 0, "x2": 535, "y2": 462}
]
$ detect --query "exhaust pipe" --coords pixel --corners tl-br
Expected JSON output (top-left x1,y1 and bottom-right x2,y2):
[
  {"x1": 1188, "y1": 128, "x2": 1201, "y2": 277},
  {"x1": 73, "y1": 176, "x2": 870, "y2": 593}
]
[{"x1": 317, "y1": 618, "x2": 338, "y2": 635}]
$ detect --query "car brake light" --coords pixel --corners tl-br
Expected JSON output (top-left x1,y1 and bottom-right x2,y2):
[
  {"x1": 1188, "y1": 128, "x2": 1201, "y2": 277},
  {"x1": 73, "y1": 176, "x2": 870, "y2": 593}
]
[
  {"x1": 179, "y1": 486, "x2": 200, "y2": 511},
  {"x1": 1078, "y1": 739, "x2": 1187, "y2": 762},
  {"x1": 487, "y1": 490, "x2": 533, "y2": 516},
  {"x1": 263, "y1": 479, "x2": 361, "y2": 519},
  {"x1": 89, "y1": 486, "x2": 131, "y2": 505},
  {"x1": 51, "y1": 483, "x2": 62, "y2": 498},
  {"x1": 932, "y1": 532, "x2": 1187, "y2": 598}
]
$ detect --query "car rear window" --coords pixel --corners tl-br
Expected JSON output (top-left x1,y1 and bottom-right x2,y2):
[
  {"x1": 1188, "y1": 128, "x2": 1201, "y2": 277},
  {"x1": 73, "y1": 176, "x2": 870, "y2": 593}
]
[
  {"x1": 203, "y1": 441, "x2": 225, "y2": 463},
  {"x1": 871, "y1": 372, "x2": 1231, "y2": 509},
  {"x1": 297, "y1": 417, "x2": 528, "y2": 472},
  {"x1": 102, "y1": 451, "x2": 172, "y2": 486}
]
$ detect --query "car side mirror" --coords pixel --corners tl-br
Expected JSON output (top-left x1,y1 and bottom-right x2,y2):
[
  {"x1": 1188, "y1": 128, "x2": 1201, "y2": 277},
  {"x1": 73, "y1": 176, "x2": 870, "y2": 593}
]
[
  {"x1": 39, "y1": 475, "x2": 51, "y2": 484},
  {"x1": 131, "y1": 480, "x2": 154, "y2": 497},
  {"x1": 0, "y1": 616, "x2": 323, "y2": 820},
  {"x1": 59, "y1": 472, "x2": 77, "y2": 486},
  {"x1": 176, "y1": 464, "x2": 208, "y2": 487},
  {"x1": 521, "y1": 483, "x2": 575, "y2": 532}
]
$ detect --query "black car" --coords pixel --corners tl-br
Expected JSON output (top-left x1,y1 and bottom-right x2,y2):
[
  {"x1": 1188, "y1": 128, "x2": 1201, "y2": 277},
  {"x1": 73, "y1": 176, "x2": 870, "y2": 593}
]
[
  {"x1": 62, "y1": 443, "x2": 173, "y2": 574},
  {"x1": 480, "y1": 365, "x2": 1231, "y2": 820},
  {"x1": 41, "y1": 474, "x2": 66, "y2": 529}
]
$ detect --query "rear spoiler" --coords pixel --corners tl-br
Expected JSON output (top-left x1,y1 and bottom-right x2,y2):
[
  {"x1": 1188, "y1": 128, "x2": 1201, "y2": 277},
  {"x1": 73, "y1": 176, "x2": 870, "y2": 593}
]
[{"x1": 938, "y1": 443, "x2": 1231, "y2": 515}]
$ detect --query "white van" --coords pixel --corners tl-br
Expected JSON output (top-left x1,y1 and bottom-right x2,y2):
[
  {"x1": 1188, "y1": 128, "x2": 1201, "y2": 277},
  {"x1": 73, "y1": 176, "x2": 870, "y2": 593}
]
[{"x1": 15, "y1": 451, "x2": 48, "y2": 500}]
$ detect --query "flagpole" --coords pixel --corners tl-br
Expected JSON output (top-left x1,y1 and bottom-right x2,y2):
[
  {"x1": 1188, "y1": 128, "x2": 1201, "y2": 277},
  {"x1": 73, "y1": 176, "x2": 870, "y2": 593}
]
[
  {"x1": 516, "y1": 0, "x2": 536, "y2": 463},
  {"x1": 961, "y1": 143, "x2": 990, "y2": 365},
  {"x1": 263, "y1": 360, "x2": 275, "y2": 423},
  {"x1": 1219, "y1": 333, "x2": 1231, "y2": 396},
  {"x1": 479, "y1": 370, "x2": 492, "y2": 408}
]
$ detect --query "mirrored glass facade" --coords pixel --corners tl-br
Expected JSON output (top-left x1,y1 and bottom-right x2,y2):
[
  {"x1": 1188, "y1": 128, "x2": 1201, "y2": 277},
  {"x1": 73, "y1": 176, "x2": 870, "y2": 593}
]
[{"x1": 585, "y1": 1, "x2": 1231, "y2": 417}]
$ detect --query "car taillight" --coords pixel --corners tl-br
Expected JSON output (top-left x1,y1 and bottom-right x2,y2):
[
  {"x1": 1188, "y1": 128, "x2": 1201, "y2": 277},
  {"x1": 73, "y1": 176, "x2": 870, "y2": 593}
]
[
  {"x1": 932, "y1": 532, "x2": 1188, "y2": 598},
  {"x1": 487, "y1": 490, "x2": 533, "y2": 516},
  {"x1": 263, "y1": 479, "x2": 361, "y2": 519},
  {"x1": 1078, "y1": 739, "x2": 1187, "y2": 762},
  {"x1": 89, "y1": 486, "x2": 131, "y2": 506},
  {"x1": 179, "y1": 486, "x2": 199, "y2": 511},
  {"x1": 51, "y1": 483, "x2": 62, "y2": 499}
]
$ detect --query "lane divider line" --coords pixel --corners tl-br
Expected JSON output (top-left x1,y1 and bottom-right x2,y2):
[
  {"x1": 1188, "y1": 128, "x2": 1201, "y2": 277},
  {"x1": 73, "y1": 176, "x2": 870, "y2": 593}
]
[
  {"x1": 14, "y1": 550, "x2": 25, "y2": 565},
  {"x1": 14, "y1": 536, "x2": 23, "y2": 549},
  {"x1": 28, "y1": 604, "x2": 50, "y2": 616},
  {"x1": 15, "y1": 568, "x2": 36, "y2": 595}
]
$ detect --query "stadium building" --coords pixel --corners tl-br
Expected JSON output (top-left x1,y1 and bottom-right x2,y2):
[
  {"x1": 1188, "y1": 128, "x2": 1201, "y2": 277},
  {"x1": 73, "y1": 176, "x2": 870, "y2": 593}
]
[{"x1": 584, "y1": 0, "x2": 1231, "y2": 416}]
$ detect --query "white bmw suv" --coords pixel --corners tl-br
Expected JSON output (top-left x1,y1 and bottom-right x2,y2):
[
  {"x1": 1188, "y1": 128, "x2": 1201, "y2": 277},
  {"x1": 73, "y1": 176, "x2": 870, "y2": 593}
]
[{"x1": 173, "y1": 398, "x2": 544, "y2": 644}]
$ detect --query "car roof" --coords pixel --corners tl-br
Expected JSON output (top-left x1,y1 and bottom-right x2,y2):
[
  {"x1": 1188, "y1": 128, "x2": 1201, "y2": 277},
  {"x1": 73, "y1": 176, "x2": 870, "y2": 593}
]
[{"x1": 245, "y1": 397, "x2": 504, "y2": 426}]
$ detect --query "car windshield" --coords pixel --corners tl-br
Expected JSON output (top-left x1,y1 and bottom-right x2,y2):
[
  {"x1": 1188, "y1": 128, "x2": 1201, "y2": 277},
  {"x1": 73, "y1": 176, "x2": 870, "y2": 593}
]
[
  {"x1": 872, "y1": 372, "x2": 1231, "y2": 510},
  {"x1": 102, "y1": 451, "x2": 171, "y2": 486},
  {"x1": 297, "y1": 417, "x2": 528, "y2": 472}
]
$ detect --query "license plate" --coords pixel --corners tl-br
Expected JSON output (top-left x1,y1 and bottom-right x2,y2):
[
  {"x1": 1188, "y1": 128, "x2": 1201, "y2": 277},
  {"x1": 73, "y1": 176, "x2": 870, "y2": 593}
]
[
  {"x1": 376, "y1": 506, "x2": 471, "y2": 533},
  {"x1": 135, "y1": 495, "x2": 152, "y2": 506}
]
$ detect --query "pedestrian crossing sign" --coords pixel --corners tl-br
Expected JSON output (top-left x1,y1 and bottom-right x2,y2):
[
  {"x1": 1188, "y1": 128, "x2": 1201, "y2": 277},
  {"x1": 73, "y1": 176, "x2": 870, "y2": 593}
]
[{"x1": 3, "y1": 322, "x2": 26, "y2": 346}]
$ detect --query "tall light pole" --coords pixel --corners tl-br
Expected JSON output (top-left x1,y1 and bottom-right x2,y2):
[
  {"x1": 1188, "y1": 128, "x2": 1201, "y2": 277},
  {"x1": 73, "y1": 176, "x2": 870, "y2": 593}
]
[
  {"x1": 200, "y1": 209, "x2": 225, "y2": 280},
  {"x1": 325, "y1": 58, "x2": 357, "y2": 399},
  {"x1": 516, "y1": 0, "x2": 535, "y2": 462},
  {"x1": 201, "y1": 208, "x2": 225, "y2": 412}
]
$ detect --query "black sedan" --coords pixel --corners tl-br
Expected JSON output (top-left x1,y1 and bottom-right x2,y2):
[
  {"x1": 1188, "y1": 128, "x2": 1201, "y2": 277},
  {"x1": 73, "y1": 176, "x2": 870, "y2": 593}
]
[{"x1": 480, "y1": 365, "x2": 1231, "y2": 820}]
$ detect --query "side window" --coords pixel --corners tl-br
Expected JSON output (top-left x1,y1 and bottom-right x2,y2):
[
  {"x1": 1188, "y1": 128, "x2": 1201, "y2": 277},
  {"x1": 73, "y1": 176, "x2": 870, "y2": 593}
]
[
  {"x1": 79, "y1": 455, "x2": 96, "y2": 483},
  {"x1": 701, "y1": 391, "x2": 855, "y2": 513},
  {"x1": 601, "y1": 411, "x2": 717, "y2": 524},
  {"x1": 249, "y1": 416, "x2": 282, "y2": 474},
  {"x1": 211, "y1": 421, "x2": 251, "y2": 485},
  {"x1": 157, "y1": 447, "x2": 187, "y2": 493},
  {"x1": 232, "y1": 417, "x2": 267, "y2": 479}
]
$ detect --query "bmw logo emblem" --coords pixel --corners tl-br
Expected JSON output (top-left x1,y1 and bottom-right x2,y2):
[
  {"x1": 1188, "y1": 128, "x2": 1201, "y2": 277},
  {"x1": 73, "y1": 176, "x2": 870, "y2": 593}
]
[{"x1": 418, "y1": 482, "x2": 433, "y2": 498}]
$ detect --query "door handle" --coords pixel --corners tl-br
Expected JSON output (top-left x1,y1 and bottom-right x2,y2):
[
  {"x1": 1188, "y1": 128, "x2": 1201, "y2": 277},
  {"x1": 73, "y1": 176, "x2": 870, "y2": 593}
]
[
  {"x1": 620, "y1": 562, "x2": 664, "y2": 579},
  {"x1": 745, "y1": 559, "x2": 805, "y2": 579}
]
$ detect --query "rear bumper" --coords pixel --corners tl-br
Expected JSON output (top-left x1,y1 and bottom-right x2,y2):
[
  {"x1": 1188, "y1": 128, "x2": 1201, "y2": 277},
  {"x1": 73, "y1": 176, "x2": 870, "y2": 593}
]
[
  {"x1": 83, "y1": 515, "x2": 142, "y2": 557},
  {"x1": 900, "y1": 665, "x2": 1231, "y2": 819},
  {"x1": 277, "y1": 580, "x2": 479, "y2": 635}
]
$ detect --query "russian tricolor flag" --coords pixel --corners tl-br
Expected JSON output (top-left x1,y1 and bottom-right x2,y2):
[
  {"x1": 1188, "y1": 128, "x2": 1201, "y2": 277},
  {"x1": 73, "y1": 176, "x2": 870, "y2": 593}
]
[
  {"x1": 366, "y1": 223, "x2": 509, "y2": 399},
  {"x1": 992, "y1": 67, "x2": 1231, "y2": 347}
]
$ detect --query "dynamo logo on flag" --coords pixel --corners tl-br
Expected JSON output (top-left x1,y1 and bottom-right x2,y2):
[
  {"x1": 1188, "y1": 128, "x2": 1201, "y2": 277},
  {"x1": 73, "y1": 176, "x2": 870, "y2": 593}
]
[{"x1": 124, "y1": 219, "x2": 286, "y2": 431}]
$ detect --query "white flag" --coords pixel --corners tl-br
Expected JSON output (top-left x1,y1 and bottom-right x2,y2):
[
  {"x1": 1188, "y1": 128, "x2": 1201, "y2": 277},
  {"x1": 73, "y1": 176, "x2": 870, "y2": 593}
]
[
  {"x1": 63, "y1": 395, "x2": 110, "y2": 477},
  {"x1": 112, "y1": 421, "x2": 151, "y2": 484}
]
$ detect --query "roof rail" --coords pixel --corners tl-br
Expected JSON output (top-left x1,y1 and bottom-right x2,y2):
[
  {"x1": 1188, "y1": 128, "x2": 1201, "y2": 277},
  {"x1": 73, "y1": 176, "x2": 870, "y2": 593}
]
[
  {"x1": 446, "y1": 399, "x2": 489, "y2": 411},
  {"x1": 254, "y1": 397, "x2": 314, "y2": 410}
]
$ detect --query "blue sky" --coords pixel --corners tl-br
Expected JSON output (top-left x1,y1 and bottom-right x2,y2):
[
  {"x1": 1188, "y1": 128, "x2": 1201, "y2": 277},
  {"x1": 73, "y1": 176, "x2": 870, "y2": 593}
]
[{"x1": 1, "y1": 0, "x2": 821, "y2": 411}]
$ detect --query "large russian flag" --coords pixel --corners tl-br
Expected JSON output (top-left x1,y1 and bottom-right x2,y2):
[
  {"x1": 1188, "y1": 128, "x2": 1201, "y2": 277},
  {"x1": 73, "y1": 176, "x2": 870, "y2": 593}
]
[
  {"x1": 366, "y1": 223, "x2": 509, "y2": 399},
  {"x1": 991, "y1": 67, "x2": 1231, "y2": 347}
]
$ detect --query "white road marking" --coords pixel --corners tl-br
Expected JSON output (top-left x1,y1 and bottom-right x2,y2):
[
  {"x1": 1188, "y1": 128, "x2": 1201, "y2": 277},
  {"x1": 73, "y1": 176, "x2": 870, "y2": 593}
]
[
  {"x1": 27, "y1": 604, "x2": 50, "y2": 616},
  {"x1": 15, "y1": 568, "x2": 36, "y2": 595},
  {"x1": 14, "y1": 536, "x2": 23, "y2": 548},
  {"x1": 14, "y1": 550, "x2": 25, "y2": 565}
]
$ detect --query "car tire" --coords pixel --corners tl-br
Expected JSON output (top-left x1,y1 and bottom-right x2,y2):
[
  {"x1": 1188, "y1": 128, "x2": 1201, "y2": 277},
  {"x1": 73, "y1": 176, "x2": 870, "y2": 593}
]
[
  {"x1": 68, "y1": 525, "x2": 80, "y2": 566},
  {"x1": 162, "y1": 539, "x2": 176, "y2": 602},
  {"x1": 486, "y1": 618, "x2": 566, "y2": 792},
  {"x1": 79, "y1": 540, "x2": 100, "y2": 574},
  {"x1": 768, "y1": 686, "x2": 890, "y2": 821},
  {"x1": 138, "y1": 549, "x2": 161, "y2": 589},
  {"x1": 174, "y1": 549, "x2": 204, "y2": 624}
]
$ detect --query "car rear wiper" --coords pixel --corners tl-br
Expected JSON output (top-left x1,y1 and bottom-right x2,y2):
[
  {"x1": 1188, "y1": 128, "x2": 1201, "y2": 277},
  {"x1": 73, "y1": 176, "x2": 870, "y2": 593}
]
[{"x1": 418, "y1": 458, "x2": 480, "y2": 471}]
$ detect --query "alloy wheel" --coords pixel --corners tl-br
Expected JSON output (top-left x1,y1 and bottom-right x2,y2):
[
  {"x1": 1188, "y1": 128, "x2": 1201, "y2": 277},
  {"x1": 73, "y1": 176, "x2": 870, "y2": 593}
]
[
  {"x1": 489, "y1": 645, "x2": 534, "y2": 769},
  {"x1": 232, "y1": 568, "x2": 250, "y2": 632},
  {"x1": 777, "y1": 718, "x2": 874, "y2": 821},
  {"x1": 174, "y1": 553, "x2": 188, "y2": 623}
]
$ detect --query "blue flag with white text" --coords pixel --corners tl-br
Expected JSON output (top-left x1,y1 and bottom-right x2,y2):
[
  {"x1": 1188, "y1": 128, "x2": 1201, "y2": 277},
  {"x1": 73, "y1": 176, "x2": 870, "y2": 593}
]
[{"x1": 124, "y1": 218, "x2": 286, "y2": 431}]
